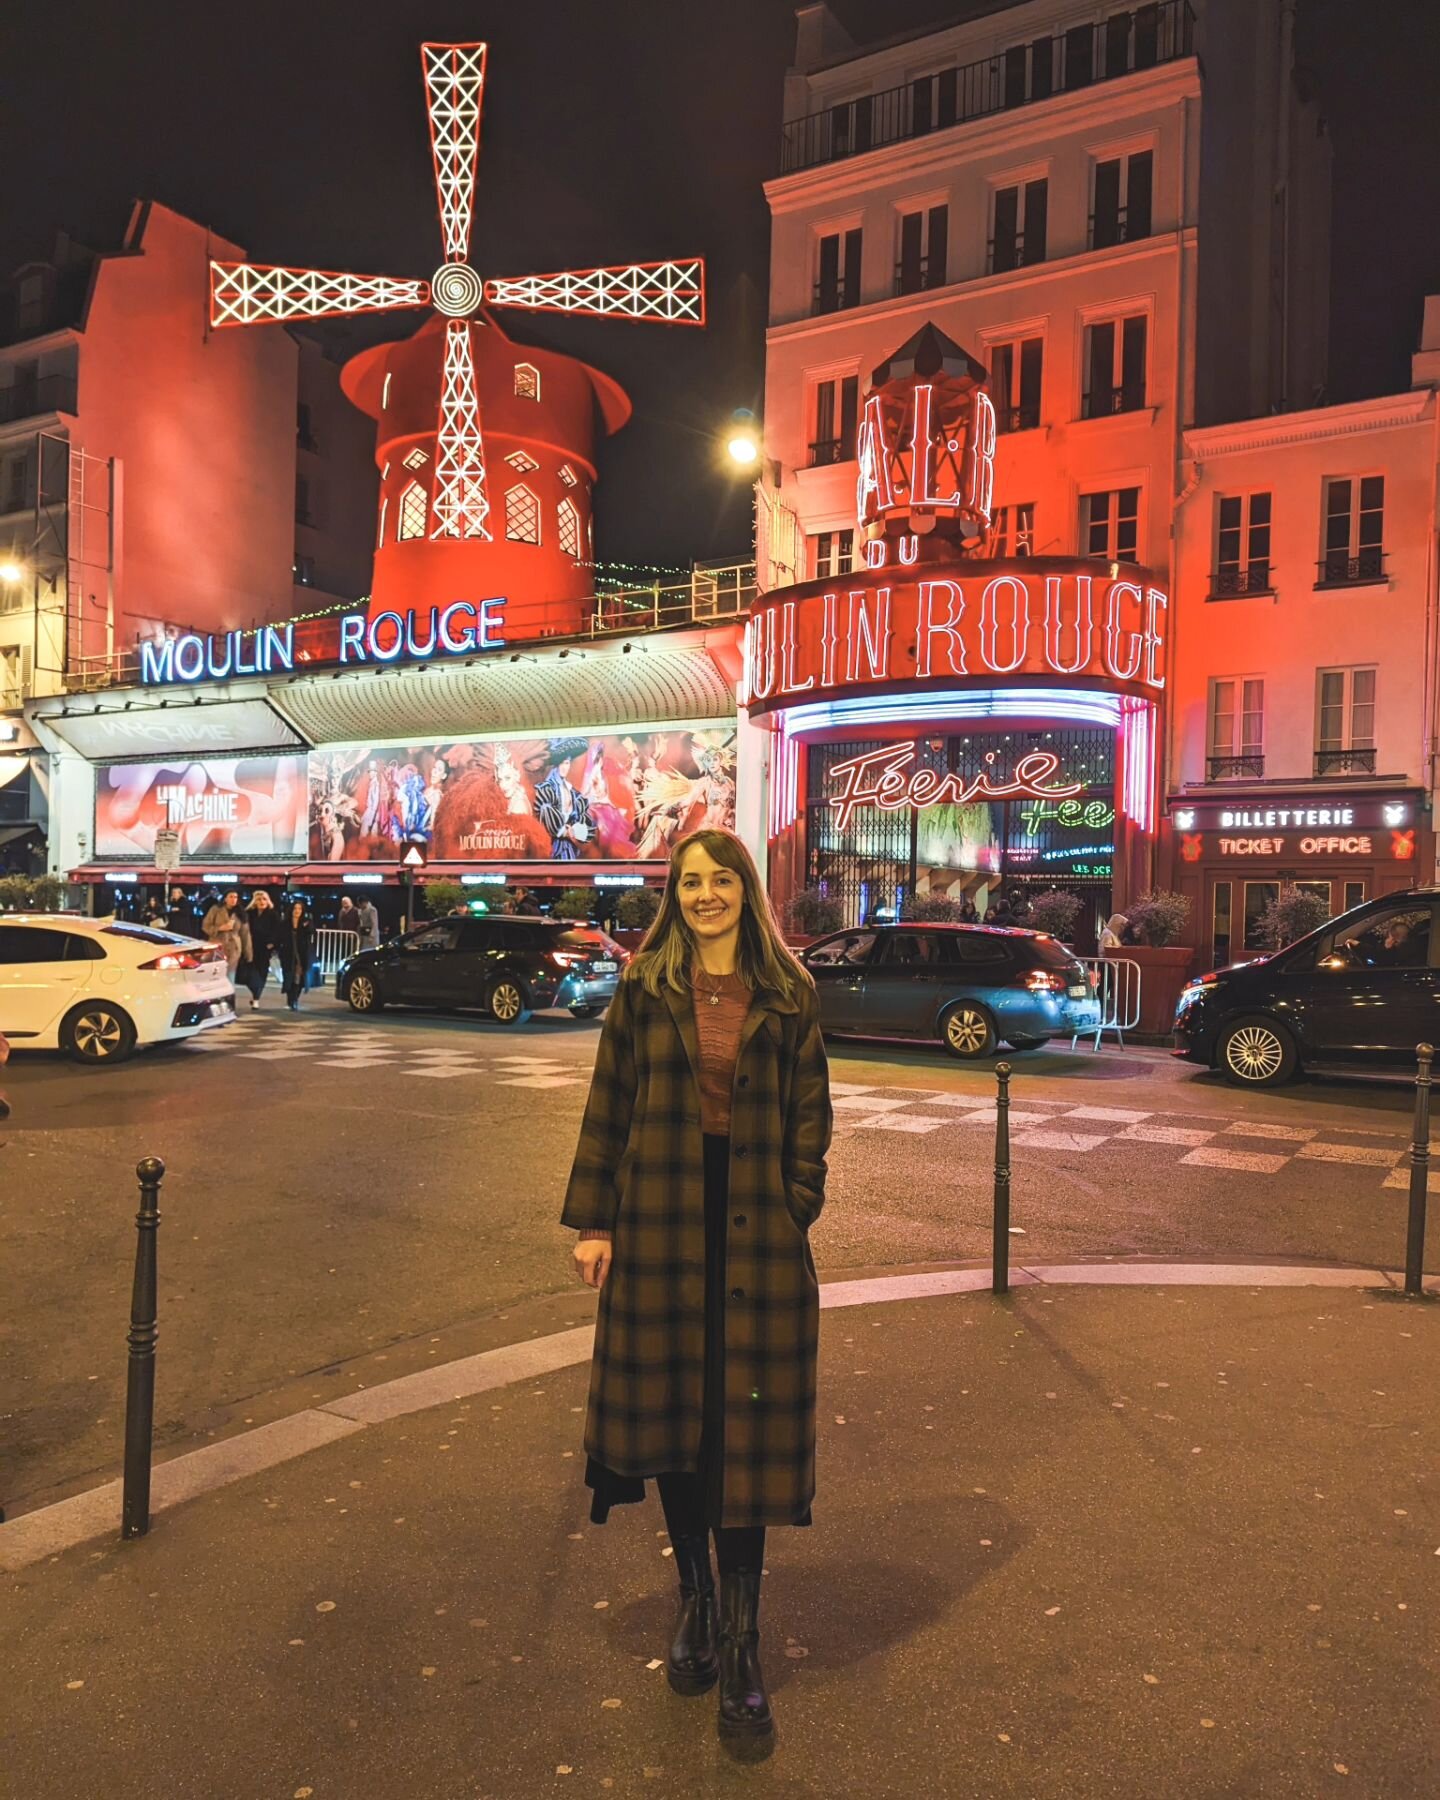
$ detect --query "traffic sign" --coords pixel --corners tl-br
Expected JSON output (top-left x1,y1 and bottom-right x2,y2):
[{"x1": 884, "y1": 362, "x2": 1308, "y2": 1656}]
[
  {"x1": 153, "y1": 828, "x2": 181, "y2": 873},
  {"x1": 401, "y1": 843, "x2": 426, "y2": 869}
]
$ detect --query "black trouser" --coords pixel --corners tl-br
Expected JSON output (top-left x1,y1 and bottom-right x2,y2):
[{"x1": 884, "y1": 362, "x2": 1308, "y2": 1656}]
[{"x1": 654, "y1": 1131, "x2": 765, "y2": 1577}]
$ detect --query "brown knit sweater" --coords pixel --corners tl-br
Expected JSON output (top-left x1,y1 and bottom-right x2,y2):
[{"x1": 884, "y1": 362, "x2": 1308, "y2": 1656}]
[{"x1": 576, "y1": 966, "x2": 752, "y2": 1242}]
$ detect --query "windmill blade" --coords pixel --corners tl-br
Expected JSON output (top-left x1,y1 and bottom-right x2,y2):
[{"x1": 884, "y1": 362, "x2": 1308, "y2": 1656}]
[
  {"x1": 484, "y1": 259, "x2": 705, "y2": 325},
  {"x1": 423, "y1": 41, "x2": 486, "y2": 264},
  {"x1": 429, "y1": 321, "x2": 491, "y2": 540},
  {"x1": 210, "y1": 263, "x2": 429, "y2": 327}
]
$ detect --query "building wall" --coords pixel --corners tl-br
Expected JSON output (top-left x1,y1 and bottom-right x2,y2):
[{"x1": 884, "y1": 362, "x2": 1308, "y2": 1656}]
[{"x1": 294, "y1": 333, "x2": 380, "y2": 606}]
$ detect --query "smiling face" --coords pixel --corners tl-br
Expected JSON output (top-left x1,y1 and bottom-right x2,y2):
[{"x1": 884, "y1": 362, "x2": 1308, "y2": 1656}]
[{"x1": 676, "y1": 841, "x2": 745, "y2": 951}]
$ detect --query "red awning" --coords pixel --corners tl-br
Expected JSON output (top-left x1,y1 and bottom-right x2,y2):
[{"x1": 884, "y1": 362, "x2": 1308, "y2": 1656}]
[{"x1": 67, "y1": 861, "x2": 666, "y2": 889}]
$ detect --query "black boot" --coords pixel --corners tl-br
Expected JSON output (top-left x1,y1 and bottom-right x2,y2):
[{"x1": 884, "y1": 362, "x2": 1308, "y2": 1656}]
[
  {"x1": 665, "y1": 1532, "x2": 719, "y2": 1696},
  {"x1": 716, "y1": 1567, "x2": 773, "y2": 1742}
]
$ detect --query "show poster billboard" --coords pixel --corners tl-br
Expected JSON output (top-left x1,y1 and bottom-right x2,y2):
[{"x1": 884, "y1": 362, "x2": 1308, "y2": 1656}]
[
  {"x1": 95, "y1": 756, "x2": 309, "y2": 859},
  {"x1": 308, "y1": 728, "x2": 738, "y2": 864}
]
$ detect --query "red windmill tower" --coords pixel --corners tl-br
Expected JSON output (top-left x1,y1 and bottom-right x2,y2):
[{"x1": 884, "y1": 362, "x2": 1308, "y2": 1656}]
[{"x1": 209, "y1": 42, "x2": 704, "y2": 639}]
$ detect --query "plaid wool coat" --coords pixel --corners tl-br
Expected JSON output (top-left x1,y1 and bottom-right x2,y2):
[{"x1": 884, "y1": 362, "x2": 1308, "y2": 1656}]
[{"x1": 561, "y1": 968, "x2": 833, "y2": 1528}]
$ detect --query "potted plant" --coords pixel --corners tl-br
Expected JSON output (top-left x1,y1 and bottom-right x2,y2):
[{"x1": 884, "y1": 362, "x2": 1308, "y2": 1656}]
[
  {"x1": 0, "y1": 873, "x2": 66, "y2": 913},
  {"x1": 611, "y1": 885, "x2": 661, "y2": 951},
  {"x1": 551, "y1": 887, "x2": 595, "y2": 922},
  {"x1": 1025, "y1": 888, "x2": 1083, "y2": 943},
  {"x1": 421, "y1": 878, "x2": 468, "y2": 917},
  {"x1": 1120, "y1": 888, "x2": 1195, "y2": 1034},
  {"x1": 900, "y1": 893, "x2": 965, "y2": 922},
  {"x1": 1255, "y1": 884, "x2": 1331, "y2": 952},
  {"x1": 785, "y1": 887, "x2": 845, "y2": 946}
]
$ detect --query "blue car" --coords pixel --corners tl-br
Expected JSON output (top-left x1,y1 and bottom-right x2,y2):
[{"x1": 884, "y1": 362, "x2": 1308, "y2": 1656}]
[{"x1": 802, "y1": 923, "x2": 1101, "y2": 1058}]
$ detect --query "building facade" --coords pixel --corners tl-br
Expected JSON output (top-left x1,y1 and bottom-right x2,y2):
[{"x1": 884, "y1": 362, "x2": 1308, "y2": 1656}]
[
  {"x1": 1165, "y1": 298, "x2": 1440, "y2": 965},
  {"x1": 751, "y1": 0, "x2": 1328, "y2": 938}
]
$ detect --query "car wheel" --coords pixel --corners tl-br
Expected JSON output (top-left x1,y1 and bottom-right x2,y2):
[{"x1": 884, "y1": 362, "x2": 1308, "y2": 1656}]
[
  {"x1": 940, "y1": 1002, "x2": 997, "y2": 1060},
  {"x1": 1217, "y1": 1016, "x2": 1298, "y2": 1088},
  {"x1": 62, "y1": 1002, "x2": 137, "y2": 1065},
  {"x1": 569, "y1": 1004, "x2": 600, "y2": 1018},
  {"x1": 346, "y1": 972, "x2": 383, "y2": 1013},
  {"x1": 1007, "y1": 1035, "x2": 1052, "y2": 1051},
  {"x1": 487, "y1": 979, "x2": 532, "y2": 1026}
]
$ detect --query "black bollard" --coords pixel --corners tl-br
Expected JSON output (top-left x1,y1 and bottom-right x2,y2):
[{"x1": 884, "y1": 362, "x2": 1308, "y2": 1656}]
[
  {"x1": 992, "y1": 1062, "x2": 1012, "y2": 1297},
  {"x1": 1404, "y1": 1045, "x2": 1432, "y2": 1298},
  {"x1": 121, "y1": 1157, "x2": 165, "y2": 1540}
]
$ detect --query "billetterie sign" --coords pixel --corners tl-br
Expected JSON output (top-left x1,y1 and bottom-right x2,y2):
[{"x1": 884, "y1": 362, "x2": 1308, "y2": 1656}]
[{"x1": 140, "y1": 599, "x2": 507, "y2": 686}]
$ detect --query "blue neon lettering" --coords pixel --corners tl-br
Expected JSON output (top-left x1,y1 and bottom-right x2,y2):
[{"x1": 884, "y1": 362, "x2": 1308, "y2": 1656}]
[
  {"x1": 141, "y1": 640, "x2": 174, "y2": 683},
  {"x1": 174, "y1": 635, "x2": 206, "y2": 681},
  {"x1": 368, "y1": 613, "x2": 406, "y2": 661},
  {"x1": 205, "y1": 633, "x2": 234, "y2": 680},
  {"x1": 339, "y1": 615, "x2": 366, "y2": 662},
  {"x1": 439, "y1": 602, "x2": 475, "y2": 653},
  {"x1": 407, "y1": 608, "x2": 439, "y2": 658},
  {"x1": 264, "y1": 624, "x2": 295, "y2": 673},
  {"x1": 477, "y1": 595, "x2": 506, "y2": 650}
]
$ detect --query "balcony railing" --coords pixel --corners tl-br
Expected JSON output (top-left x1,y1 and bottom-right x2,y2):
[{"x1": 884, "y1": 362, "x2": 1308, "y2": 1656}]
[
  {"x1": 987, "y1": 233, "x2": 1044, "y2": 275},
  {"x1": 808, "y1": 437, "x2": 849, "y2": 467},
  {"x1": 1314, "y1": 747, "x2": 1377, "y2": 777},
  {"x1": 1211, "y1": 565, "x2": 1273, "y2": 598},
  {"x1": 1089, "y1": 205, "x2": 1152, "y2": 250},
  {"x1": 779, "y1": 1, "x2": 1195, "y2": 173},
  {"x1": 1081, "y1": 384, "x2": 1146, "y2": 420},
  {"x1": 1207, "y1": 753, "x2": 1265, "y2": 781},
  {"x1": 0, "y1": 375, "x2": 77, "y2": 424},
  {"x1": 894, "y1": 255, "x2": 947, "y2": 295},
  {"x1": 812, "y1": 279, "x2": 861, "y2": 316},
  {"x1": 995, "y1": 402, "x2": 1041, "y2": 435},
  {"x1": 1316, "y1": 548, "x2": 1386, "y2": 587}
]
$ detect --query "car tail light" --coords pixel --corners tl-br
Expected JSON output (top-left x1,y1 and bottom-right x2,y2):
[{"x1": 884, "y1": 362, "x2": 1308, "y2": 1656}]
[
  {"x1": 141, "y1": 951, "x2": 205, "y2": 971},
  {"x1": 550, "y1": 950, "x2": 586, "y2": 969},
  {"x1": 1022, "y1": 969, "x2": 1067, "y2": 993}
]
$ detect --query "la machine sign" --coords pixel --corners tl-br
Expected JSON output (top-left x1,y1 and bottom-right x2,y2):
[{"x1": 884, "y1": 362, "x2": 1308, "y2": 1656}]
[
  {"x1": 741, "y1": 560, "x2": 1167, "y2": 714},
  {"x1": 140, "y1": 599, "x2": 508, "y2": 685}
]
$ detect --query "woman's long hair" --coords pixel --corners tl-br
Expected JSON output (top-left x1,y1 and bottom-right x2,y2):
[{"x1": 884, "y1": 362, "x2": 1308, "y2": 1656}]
[{"x1": 628, "y1": 827, "x2": 812, "y2": 1005}]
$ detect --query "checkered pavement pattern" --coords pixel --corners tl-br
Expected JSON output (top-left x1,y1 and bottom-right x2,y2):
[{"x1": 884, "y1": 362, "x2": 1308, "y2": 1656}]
[
  {"x1": 828, "y1": 1081, "x2": 1413, "y2": 1185},
  {"x1": 183, "y1": 1013, "x2": 586, "y2": 1088}
]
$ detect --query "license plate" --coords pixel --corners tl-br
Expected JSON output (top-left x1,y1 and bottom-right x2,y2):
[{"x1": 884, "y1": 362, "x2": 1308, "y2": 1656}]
[
  {"x1": 592, "y1": 960, "x2": 617, "y2": 974},
  {"x1": 1068, "y1": 984, "x2": 1088, "y2": 998}
]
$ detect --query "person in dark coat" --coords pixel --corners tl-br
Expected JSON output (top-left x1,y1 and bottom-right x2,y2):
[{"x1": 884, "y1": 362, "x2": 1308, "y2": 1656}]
[
  {"x1": 276, "y1": 899, "x2": 315, "y2": 1011},
  {"x1": 241, "y1": 891, "x2": 281, "y2": 1008},
  {"x1": 563, "y1": 826, "x2": 832, "y2": 1747}
]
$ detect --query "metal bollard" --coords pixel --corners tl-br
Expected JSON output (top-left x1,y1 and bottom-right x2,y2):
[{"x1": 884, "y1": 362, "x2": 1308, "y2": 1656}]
[
  {"x1": 1405, "y1": 1045, "x2": 1432, "y2": 1299},
  {"x1": 992, "y1": 1062, "x2": 1012, "y2": 1297},
  {"x1": 121, "y1": 1157, "x2": 165, "y2": 1540}
]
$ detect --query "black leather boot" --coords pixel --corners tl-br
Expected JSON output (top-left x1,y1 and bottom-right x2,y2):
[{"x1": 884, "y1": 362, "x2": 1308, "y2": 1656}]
[
  {"x1": 665, "y1": 1532, "x2": 719, "y2": 1695},
  {"x1": 716, "y1": 1567, "x2": 774, "y2": 1741}
]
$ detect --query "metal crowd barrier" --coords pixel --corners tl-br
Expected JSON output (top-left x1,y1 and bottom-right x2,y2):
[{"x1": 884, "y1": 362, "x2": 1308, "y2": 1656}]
[
  {"x1": 314, "y1": 928, "x2": 361, "y2": 979},
  {"x1": 1070, "y1": 956, "x2": 1142, "y2": 1051}
]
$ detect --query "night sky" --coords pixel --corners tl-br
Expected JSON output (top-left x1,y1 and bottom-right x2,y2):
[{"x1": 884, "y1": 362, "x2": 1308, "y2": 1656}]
[{"x1": 3, "y1": 0, "x2": 1436, "y2": 571}]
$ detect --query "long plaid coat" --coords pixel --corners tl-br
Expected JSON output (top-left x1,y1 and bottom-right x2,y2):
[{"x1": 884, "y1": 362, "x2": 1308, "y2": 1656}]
[{"x1": 561, "y1": 969, "x2": 833, "y2": 1528}]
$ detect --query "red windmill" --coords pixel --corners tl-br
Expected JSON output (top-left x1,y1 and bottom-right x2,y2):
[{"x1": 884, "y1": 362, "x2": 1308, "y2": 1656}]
[{"x1": 210, "y1": 42, "x2": 704, "y2": 635}]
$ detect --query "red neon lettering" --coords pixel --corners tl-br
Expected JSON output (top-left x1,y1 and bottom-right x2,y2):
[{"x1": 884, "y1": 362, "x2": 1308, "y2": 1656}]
[
  {"x1": 1104, "y1": 581, "x2": 1146, "y2": 682},
  {"x1": 844, "y1": 587, "x2": 892, "y2": 684},
  {"x1": 964, "y1": 390, "x2": 996, "y2": 519},
  {"x1": 747, "y1": 607, "x2": 776, "y2": 702},
  {"x1": 1044, "y1": 574, "x2": 1094, "y2": 674},
  {"x1": 826, "y1": 744, "x2": 1083, "y2": 834},
  {"x1": 1143, "y1": 587, "x2": 1167, "y2": 688},
  {"x1": 915, "y1": 579, "x2": 968, "y2": 678},
  {"x1": 819, "y1": 591, "x2": 841, "y2": 690},
  {"x1": 909, "y1": 384, "x2": 939, "y2": 507},
  {"x1": 855, "y1": 393, "x2": 896, "y2": 521},
  {"x1": 980, "y1": 574, "x2": 1029, "y2": 673},
  {"x1": 777, "y1": 599, "x2": 813, "y2": 695}
]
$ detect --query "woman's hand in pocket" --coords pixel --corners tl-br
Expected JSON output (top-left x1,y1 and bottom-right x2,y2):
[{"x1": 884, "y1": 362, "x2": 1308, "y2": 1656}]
[{"x1": 573, "y1": 1238, "x2": 612, "y2": 1290}]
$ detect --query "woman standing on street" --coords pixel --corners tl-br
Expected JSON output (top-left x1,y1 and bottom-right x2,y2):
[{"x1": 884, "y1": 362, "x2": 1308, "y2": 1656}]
[
  {"x1": 242, "y1": 891, "x2": 280, "y2": 1008},
  {"x1": 202, "y1": 889, "x2": 250, "y2": 984},
  {"x1": 563, "y1": 827, "x2": 832, "y2": 1751},
  {"x1": 276, "y1": 898, "x2": 315, "y2": 1011}
]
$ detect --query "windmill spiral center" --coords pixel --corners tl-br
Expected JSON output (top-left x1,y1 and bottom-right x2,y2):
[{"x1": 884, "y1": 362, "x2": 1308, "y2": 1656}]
[{"x1": 432, "y1": 263, "x2": 484, "y2": 317}]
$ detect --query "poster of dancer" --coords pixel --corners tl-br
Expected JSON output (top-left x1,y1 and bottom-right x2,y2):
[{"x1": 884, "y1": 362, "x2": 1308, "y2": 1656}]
[{"x1": 306, "y1": 726, "x2": 737, "y2": 863}]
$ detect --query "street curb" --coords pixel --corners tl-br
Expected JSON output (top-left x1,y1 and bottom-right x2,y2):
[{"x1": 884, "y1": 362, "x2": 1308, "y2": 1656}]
[{"x1": 2, "y1": 1259, "x2": 1434, "y2": 1573}]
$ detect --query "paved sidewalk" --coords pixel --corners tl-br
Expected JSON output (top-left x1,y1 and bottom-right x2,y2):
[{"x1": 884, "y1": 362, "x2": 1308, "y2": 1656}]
[{"x1": 4, "y1": 1270, "x2": 1436, "y2": 1800}]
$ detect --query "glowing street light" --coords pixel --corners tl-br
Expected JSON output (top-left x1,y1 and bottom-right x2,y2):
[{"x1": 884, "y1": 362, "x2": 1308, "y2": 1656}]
[
  {"x1": 727, "y1": 432, "x2": 758, "y2": 466},
  {"x1": 0, "y1": 559, "x2": 24, "y2": 585}
]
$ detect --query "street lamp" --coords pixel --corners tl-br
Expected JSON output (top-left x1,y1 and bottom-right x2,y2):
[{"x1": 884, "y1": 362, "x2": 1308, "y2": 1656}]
[
  {"x1": 723, "y1": 406, "x2": 760, "y2": 471},
  {"x1": 726, "y1": 432, "x2": 759, "y2": 467},
  {"x1": 0, "y1": 559, "x2": 24, "y2": 585}
]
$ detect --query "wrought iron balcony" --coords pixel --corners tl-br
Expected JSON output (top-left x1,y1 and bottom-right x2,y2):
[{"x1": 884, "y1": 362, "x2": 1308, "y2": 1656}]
[
  {"x1": 812, "y1": 279, "x2": 860, "y2": 316},
  {"x1": 780, "y1": 1, "x2": 1195, "y2": 173},
  {"x1": 1080, "y1": 384, "x2": 1147, "y2": 419},
  {"x1": 995, "y1": 402, "x2": 1041, "y2": 434},
  {"x1": 1089, "y1": 205, "x2": 1152, "y2": 250},
  {"x1": 1316, "y1": 548, "x2": 1386, "y2": 587},
  {"x1": 1211, "y1": 565, "x2": 1273, "y2": 598},
  {"x1": 808, "y1": 437, "x2": 849, "y2": 468},
  {"x1": 1314, "y1": 747, "x2": 1377, "y2": 777},
  {"x1": 0, "y1": 375, "x2": 77, "y2": 424},
  {"x1": 1207, "y1": 754, "x2": 1265, "y2": 781},
  {"x1": 987, "y1": 233, "x2": 1044, "y2": 275},
  {"x1": 894, "y1": 255, "x2": 947, "y2": 296}
]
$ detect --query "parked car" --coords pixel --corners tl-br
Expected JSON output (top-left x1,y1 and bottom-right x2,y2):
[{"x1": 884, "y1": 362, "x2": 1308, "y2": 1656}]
[
  {"x1": 337, "y1": 915, "x2": 626, "y2": 1024},
  {"x1": 1173, "y1": 888, "x2": 1440, "y2": 1087},
  {"x1": 801, "y1": 923, "x2": 1100, "y2": 1058},
  {"x1": 0, "y1": 916, "x2": 236, "y2": 1064}
]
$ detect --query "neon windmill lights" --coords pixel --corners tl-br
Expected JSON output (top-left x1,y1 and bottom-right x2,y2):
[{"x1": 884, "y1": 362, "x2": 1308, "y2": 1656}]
[{"x1": 209, "y1": 42, "x2": 705, "y2": 541}]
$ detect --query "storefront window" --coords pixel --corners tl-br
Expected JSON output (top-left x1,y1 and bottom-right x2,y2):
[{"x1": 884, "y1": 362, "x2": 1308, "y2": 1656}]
[
  {"x1": 1212, "y1": 880, "x2": 1232, "y2": 965},
  {"x1": 1343, "y1": 879, "x2": 1366, "y2": 914},
  {"x1": 1241, "y1": 879, "x2": 1330, "y2": 952}
]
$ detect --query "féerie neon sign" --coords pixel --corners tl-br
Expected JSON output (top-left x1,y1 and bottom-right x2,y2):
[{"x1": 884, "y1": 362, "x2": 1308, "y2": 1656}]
[{"x1": 826, "y1": 743, "x2": 1083, "y2": 832}]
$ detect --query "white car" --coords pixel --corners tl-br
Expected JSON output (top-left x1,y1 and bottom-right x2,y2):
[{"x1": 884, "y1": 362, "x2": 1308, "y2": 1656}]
[{"x1": 0, "y1": 914, "x2": 236, "y2": 1064}]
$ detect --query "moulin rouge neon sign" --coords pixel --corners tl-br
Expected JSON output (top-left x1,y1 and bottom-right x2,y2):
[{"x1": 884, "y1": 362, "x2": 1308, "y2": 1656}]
[
  {"x1": 826, "y1": 743, "x2": 1084, "y2": 832},
  {"x1": 856, "y1": 382, "x2": 996, "y2": 533}
]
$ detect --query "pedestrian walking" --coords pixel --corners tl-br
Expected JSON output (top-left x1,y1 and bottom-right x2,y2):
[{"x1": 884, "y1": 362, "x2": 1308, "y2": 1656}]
[
  {"x1": 202, "y1": 890, "x2": 250, "y2": 983},
  {"x1": 1099, "y1": 912, "x2": 1128, "y2": 952},
  {"x1": 355, "y1": 896, "x2": 381, "y2": 948},
  {"x1": 276, "y1": 898, "x2": 315, "y2": 1010},
  {"x1": 563, "y1": 826, "x2": 832, "y2": 1748},
  {"x1": 336, "y1": 896, "x2": 362, "y2": 940},
  {"x1": 241, "y1": 891, "x2": 280, "y2": 1008},
  {"x1": 167, "y1": 887, "x2": 198, "y2": 936}
]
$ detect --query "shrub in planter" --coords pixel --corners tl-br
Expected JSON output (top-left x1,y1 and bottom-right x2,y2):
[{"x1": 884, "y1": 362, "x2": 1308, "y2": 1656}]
[
  {"x1": 615, "y1": 887, "x2": 661, "y2": 930},
  {"x1": 900, "y1": 893, "x2": 965, "y2": 922},
  {"x1": 0, "y1": 873, "x2": 66, "y2": 913},
  {"x1": 551, "y1": 886, "x2": 595, "y2": 922},
  {"x1": 1026, "y1": 888, "x2": 1083, "y2": 940},
  {"x1": 1124, "y1": 888, "x2": 1193, "y2": 948},
  {"x1": 787, "y1": 888, "x2": 845, "y2": 936},
  {"x1": 421, "y1": 879, "x2": 468, "y2": 917},
  {"x1": 1256, "y1": 883, "x2": 1331, "y2": 951}
]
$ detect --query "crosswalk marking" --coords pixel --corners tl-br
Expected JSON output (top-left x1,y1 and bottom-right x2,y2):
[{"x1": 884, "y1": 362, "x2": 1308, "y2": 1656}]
[
  {"x1": 1013, "y1": 1129, "x2": 1107, "y2": 1153},
  {"x1": 1222, "y1": 1121, "x2": 1319, "y2": 1141},
  {"x1": 1117, "y1": 1124, "x2": 1216, "y2": 1147},
  {"x1": 849, "y1": 1112, "x2": 950, "y2": 1133},
  {"x1": 1296, "y1": 1141, "x2": 1406, "y2": 1167},
  {"x1": 1179, "y1": 1146, "x2": 1289, "y2": 1174}
]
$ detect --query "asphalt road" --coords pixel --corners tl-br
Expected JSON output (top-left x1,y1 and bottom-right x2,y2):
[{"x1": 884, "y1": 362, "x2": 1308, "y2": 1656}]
[{"x1": 2, "y1": 991, "x2": 1432, "y2": 1516}]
